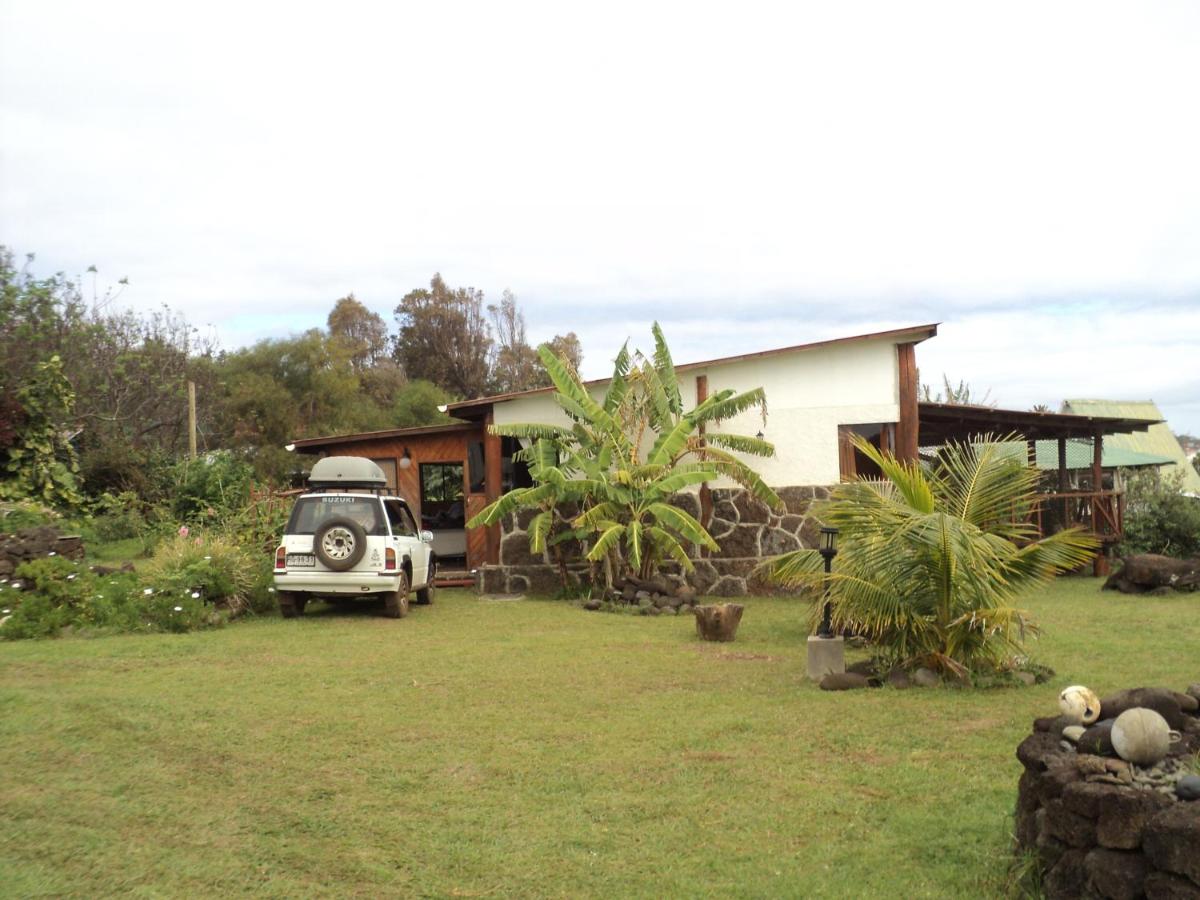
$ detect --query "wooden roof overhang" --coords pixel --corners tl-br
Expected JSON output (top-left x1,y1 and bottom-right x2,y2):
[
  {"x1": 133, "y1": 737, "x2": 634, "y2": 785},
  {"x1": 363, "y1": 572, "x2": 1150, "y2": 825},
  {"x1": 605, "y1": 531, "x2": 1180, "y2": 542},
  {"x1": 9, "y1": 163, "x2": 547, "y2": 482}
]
[
  {"x1": 288, "y1": 421, "x2": 480, "y2": 452},
  {"x1": 918, "y1": 402, "x2": 1161, "y2": 444}
]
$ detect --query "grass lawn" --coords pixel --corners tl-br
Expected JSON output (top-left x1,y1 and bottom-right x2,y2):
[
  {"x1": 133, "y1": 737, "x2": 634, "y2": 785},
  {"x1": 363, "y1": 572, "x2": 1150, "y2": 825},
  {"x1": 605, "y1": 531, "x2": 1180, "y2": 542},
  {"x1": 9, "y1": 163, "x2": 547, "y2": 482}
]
[{"x1": 2, "y1": 578, "x2": 1196, "y2": 898}]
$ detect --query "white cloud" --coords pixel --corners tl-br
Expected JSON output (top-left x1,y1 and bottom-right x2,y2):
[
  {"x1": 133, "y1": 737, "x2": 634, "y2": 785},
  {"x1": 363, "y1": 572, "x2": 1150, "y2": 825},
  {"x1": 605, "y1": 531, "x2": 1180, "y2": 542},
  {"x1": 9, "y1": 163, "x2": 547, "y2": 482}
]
[{"x1": 2, "y1": 0, "x2": 1199, "y2": 431}]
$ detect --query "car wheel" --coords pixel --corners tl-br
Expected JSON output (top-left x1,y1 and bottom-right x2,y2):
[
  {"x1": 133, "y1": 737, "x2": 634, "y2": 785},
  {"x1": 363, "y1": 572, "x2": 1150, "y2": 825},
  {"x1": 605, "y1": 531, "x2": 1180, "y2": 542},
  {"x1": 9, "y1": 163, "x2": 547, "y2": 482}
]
[
  {"x1": 313, "y1": 517, "x2": 368, "y2": 571},
  {"x1": 279, "y1": 591, "x2": 302, "y2": 618},
  {"x1": 383, "y1": 572, "x2": 410, "y2": 619},
  {"x1": 415, "y1": 561, "x2": 436, "y2": 605}
]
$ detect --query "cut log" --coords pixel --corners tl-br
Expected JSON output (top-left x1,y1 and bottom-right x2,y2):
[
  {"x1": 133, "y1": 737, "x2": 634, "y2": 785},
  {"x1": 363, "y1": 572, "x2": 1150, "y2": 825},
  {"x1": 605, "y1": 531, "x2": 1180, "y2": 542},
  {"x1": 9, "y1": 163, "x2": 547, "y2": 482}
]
[
  {"x1": 1102, "y1": 554, "x2": 1200, "y2": 594},
  {"x1": 693, "y1": 603, "x2": 744, "y2": 642}
]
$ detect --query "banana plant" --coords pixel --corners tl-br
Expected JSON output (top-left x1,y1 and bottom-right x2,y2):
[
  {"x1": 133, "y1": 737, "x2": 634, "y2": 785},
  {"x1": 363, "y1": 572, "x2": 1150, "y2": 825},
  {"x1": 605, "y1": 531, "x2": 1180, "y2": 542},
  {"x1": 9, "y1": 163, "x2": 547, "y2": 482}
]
[{"x1": 468, "y1": 324, "x2": 782, "y2": 585}]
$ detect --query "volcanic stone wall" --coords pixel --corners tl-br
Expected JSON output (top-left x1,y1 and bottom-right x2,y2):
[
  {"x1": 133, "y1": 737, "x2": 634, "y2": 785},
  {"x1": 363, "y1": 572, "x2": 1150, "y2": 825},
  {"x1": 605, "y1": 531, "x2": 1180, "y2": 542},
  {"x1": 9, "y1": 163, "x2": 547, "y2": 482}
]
[
  {"x1": 1013, "y1": 685, "x2": 1200, "y2": 899},
  {"x1": 477, "y1": 485, "x2": 830, "y2": 596},
  {"x1": 0, "y1": 526, "x2": 85, "y2": 580}
]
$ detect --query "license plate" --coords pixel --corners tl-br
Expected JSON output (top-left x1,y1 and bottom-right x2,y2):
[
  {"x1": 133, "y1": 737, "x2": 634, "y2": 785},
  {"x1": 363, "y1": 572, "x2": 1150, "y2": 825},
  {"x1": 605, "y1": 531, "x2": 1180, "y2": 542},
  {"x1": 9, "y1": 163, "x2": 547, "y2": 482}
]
[{"x1": 286, "y1": 554, "x2": 316, "y2": 567}]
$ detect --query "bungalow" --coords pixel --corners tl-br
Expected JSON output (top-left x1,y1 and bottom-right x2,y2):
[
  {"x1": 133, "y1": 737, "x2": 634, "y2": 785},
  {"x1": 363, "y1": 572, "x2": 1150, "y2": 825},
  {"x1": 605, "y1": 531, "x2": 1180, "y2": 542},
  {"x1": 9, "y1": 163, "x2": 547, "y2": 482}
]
[{"x1": 288, "y1": 323, "x2": 1158, "y2": 592}]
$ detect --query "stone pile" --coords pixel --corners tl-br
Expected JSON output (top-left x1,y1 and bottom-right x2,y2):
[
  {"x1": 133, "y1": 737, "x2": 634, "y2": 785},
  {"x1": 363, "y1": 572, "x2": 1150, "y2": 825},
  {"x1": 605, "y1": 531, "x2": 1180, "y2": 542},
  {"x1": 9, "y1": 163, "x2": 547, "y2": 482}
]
[
  {"x1": 0, "y1": 526, "x2": 85, "y2": 580},
  {"x1": 1014, "y1": 683, "x2": 1200, "y2": 899},
  {"x1": 582, "y1": 574, "x2": 700, "y2": 616}
]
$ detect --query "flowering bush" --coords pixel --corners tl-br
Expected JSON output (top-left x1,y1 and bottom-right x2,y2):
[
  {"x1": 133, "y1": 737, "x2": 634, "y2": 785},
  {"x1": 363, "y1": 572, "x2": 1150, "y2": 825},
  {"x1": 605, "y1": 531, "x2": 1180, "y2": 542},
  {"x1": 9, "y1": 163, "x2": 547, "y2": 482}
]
[
  {"x1": 142, "y1": 530, "x2": 262, "y2": 615},
  {"x1": 0, "y1": 557, "x2": 213, "y2": 640}
]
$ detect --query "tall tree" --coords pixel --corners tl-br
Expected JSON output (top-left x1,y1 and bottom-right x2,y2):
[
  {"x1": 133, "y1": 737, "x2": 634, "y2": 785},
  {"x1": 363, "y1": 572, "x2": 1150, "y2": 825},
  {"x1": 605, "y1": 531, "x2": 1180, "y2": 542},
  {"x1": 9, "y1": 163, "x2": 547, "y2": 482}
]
[
  {"x1": 489, "y1": 290, "x2": 541, "y2": 394},
  {"x1": 327, "y1": 294, "x2": 388, "y2": 371},
  {"x1": 392, "y1": 274, "x2": 492, "y2": 399}
]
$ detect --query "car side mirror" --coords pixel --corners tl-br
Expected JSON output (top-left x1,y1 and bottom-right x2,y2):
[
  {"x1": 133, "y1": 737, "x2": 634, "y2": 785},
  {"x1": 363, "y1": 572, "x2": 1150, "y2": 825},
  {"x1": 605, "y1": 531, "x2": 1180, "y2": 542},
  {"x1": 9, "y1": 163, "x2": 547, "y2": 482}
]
[{"x1": 420, "y1": 530, "x2": 434, "y2": 543}]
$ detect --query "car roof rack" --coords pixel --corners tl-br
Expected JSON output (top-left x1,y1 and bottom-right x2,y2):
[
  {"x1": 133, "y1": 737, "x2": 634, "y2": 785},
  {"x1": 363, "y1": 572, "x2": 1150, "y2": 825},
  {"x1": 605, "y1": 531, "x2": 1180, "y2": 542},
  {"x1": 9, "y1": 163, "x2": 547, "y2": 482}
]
[{"x1": 307, "y1": 456, "x2": 388, "y2": 491}]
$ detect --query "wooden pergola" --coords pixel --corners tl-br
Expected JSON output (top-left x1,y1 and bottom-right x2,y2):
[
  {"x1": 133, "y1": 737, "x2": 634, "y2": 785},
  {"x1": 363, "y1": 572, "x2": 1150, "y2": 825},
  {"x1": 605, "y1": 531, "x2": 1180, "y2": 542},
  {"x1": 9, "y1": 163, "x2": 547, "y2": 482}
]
[{"x1": 916, "y1": 403, "x2": 1161, "y2": 574}]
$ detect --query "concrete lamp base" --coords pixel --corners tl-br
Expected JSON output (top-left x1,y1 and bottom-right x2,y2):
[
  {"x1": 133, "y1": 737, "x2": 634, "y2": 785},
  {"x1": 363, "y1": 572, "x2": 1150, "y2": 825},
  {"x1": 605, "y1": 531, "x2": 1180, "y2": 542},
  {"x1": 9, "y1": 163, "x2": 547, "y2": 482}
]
[{"x1": 806, "y1": 635, "x2": 845, "y2": 681}]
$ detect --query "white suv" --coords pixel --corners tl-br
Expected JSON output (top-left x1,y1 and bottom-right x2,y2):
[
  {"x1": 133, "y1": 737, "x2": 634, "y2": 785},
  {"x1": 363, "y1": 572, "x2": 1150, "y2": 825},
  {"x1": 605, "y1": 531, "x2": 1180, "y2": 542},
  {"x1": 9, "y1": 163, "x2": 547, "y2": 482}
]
[{"x1": 272, "y1": 457, "x2": 437, "y2": 619}]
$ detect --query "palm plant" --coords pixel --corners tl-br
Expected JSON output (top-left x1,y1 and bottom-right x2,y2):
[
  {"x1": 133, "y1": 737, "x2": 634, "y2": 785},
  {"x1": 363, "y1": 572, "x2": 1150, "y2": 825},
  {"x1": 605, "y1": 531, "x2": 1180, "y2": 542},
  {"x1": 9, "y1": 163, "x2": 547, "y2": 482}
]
[
  {"x1": 468, "y1": 324, "x2": 781, "y2": 585},
  {"x1": 761, "y1": 435, "x2": 1098, "y2": 677}
]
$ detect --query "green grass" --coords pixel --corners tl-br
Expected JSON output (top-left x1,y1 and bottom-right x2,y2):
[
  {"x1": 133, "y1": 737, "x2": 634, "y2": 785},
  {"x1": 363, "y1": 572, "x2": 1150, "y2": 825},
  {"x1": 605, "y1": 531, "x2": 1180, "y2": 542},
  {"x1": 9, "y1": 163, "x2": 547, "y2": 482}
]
[{"x1": 1, "y1": 579, "x2": 1196, "y2": 898}]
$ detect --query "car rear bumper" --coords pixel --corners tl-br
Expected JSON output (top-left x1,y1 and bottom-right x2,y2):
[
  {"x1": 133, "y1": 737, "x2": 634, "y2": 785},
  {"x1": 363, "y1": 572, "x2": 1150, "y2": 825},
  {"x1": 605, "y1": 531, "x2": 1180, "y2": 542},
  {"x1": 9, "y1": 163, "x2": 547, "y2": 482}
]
[{"x1": 273, "y1": 571, "x2": 402, "y2": 594}]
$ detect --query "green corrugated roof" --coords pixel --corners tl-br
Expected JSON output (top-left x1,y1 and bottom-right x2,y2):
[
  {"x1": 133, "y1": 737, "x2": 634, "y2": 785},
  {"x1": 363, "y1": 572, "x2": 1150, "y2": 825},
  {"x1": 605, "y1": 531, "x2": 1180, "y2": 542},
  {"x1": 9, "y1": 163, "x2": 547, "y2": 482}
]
[
  {"x1": 1062, "y1": 399, "x2": 1200, "y2": 494},
  {"x1": 986, "y1": 441, "x2": 1173, "y2": 471}
]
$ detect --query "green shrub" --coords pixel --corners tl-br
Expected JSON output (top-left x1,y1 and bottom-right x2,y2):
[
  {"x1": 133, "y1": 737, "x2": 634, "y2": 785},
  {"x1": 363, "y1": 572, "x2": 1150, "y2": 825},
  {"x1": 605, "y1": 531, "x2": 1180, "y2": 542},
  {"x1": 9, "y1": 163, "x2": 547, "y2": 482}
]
[
  {"x1": 168, "y1": 452, "x2": 255, "y2": 525},
  {"x1": 0, "y1": 556, "x2": 215, "y2": 640},
  {"x1": 1120, "y1": 470, "x2": 1200, "y2": 559},
  {"x1": 89, "y1": 491, "x2": 147, "y2": 541},
  {"x1": 143, "y1": 531, "x2": 259, "y2": 615},
  {"x1": 0, "y1": 498, "x2": 59, "y2": 532}
]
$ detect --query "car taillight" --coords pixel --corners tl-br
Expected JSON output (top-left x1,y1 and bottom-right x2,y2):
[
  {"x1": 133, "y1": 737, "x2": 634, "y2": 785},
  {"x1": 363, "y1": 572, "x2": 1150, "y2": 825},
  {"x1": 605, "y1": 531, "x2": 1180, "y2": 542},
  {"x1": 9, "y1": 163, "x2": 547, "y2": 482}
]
[
  {"x1": 275, "y1": 546, "x2": 286, "y2": 568},
  {"x1": 385, "y1": 548, "x2": 396, "y2": 570}
]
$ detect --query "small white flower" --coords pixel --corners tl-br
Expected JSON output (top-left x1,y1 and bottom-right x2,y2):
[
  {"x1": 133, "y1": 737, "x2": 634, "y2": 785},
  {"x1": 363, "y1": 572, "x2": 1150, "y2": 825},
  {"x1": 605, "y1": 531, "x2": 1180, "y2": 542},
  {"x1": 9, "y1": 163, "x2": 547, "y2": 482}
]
[
  {"x1": 268, "y1": 587, "x2": 276, "y2": 593},
  {"x1": 203, "y1": 556, "x2": 212, "y2": 561},
  {"x1": 48, "y1": 551, "x2": 56, "y2": 557},
  {"x1": 173, "y1": 606, "x2": 183, "y2": 612},
  {"x1": 11, "y1": 582, "x2": 21, "y2": 590},
  {"x1": 191, "y1": 592, "x2": 200, "y2": 599},
  {"x1": 2, "y1": 608, "x2": 10, "y2": 614},
  {"x1": 143, "y1": 588, "x2": 154, "y2": 595}
]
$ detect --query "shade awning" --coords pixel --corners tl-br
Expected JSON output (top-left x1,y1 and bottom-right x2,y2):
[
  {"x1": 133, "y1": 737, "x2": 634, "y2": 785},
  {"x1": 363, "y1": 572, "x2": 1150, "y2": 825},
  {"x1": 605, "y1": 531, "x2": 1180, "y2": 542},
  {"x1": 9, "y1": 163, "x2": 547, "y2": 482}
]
[{"x1": 918, "y1": 402, "x2": 1160, "y2": 445}]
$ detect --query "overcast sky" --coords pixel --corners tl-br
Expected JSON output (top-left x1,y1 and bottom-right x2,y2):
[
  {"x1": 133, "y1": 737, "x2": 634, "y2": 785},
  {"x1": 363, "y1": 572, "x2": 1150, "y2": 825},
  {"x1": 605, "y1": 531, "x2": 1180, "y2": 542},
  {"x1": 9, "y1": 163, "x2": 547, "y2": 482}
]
[{"x1": 3, "y1": 1, "x2": 1198, "y2": 433}]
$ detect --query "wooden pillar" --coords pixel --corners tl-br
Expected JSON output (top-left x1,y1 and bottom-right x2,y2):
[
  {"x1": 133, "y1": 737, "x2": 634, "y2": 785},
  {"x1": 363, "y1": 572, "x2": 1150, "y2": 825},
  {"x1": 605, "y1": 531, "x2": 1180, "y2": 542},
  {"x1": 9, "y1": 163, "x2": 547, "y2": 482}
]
[
  {"x1": 696, "y1": 374, "x2": 712, "y2": 535},
  {"x1": 484, "y1": 408, "x2": 502, "y2": 565},
  {"x1": 1057, "y1": 435, "x2": 1069, "y2": 535},
  {"x1": 1092, "y1": 430, "x2": 1108, "y2": 577},
  {"x1": 1026, "y1": 439, "x2": 1037, "y2": 467},
  {"x1": 895, "y1": 343, "x2": 919, "y2": 462}
]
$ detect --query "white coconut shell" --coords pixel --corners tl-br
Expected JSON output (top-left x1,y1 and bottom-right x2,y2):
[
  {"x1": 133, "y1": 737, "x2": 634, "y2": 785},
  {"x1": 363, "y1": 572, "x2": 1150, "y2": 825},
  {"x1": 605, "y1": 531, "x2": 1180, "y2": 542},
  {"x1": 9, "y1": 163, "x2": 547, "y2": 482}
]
[
  {"x1": 1058, "y1": 685, "x2": 1101, "y2": 725},
  {"x1": 1111, "y1": 707, "x2": 1171, "y2": 765}
]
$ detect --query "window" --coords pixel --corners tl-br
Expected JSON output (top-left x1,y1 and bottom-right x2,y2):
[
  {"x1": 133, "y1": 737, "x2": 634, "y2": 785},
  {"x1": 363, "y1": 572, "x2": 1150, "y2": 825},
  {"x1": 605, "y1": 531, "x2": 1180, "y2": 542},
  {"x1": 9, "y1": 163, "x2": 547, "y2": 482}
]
[
  {"x1": 467, "y1": 441, "x2": 486, "y2": 493},
  {"x1": 501, "y1": 436, "x2": 534, "y2": 492},
  {"x1": 838, "y1": 423, "x2": 895, "y2": 480},
  {"x1": 419, "y1": 462, "x2": 465, "y2": 530},
  {"x1": 384, "y1": 499, "x2": 418, "y2": 536},
  {"x1": 286, "y1": 496, "x2": 388, "y2": 536}
]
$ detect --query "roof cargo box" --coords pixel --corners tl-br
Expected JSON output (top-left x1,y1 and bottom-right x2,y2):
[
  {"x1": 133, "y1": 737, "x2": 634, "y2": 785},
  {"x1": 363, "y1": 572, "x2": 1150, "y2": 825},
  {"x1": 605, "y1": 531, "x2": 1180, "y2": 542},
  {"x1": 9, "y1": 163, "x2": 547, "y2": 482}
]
[{"x1": 307, "y1": 456, "x2": 388, "y2": 489}]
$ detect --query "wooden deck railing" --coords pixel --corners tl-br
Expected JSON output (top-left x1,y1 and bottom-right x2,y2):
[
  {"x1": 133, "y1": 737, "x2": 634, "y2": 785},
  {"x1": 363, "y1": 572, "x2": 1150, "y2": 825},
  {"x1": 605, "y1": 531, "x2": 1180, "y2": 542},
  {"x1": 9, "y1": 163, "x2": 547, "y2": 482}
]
[{"x1": 1029, "y1": 490, "x2": 1124, "y2": 543}]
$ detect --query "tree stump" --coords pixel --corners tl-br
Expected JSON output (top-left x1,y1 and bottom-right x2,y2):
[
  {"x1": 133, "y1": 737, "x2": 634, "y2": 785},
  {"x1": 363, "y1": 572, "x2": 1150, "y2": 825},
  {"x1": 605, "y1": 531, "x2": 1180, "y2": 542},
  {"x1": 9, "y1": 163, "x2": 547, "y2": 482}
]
[
  {"x1": 1103, "y1": 554, "x2": 1200, "y2": 594},
  {"x1": 693, "y1": 603, "x2": 744, "y2": 642}
]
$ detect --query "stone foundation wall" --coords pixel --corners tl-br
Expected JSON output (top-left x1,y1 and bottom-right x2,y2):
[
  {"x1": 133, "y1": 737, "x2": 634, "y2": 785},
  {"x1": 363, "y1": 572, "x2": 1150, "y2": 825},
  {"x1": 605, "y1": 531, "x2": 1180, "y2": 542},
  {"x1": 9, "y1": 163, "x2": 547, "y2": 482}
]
[
  {"x1": 1013, "y1": 685, "x2": 1200, "y2": 899},
  {"x1": 0, "y1": 526, "x2": 85, "y2": 580},
  {"x1": 477, "y1": 484, "x2": 831, "y2": 596}
]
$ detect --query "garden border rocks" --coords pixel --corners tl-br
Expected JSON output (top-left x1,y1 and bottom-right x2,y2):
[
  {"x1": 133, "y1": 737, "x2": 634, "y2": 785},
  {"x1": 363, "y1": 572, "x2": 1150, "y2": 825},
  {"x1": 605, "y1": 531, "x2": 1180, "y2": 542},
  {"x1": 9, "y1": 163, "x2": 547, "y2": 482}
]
[
  {"x1": 0, "y1": 525, "x2": 85, "y2": 580},
  {"x1": 1014, "y1": 684, "x2": 1200, "y2": 899}
]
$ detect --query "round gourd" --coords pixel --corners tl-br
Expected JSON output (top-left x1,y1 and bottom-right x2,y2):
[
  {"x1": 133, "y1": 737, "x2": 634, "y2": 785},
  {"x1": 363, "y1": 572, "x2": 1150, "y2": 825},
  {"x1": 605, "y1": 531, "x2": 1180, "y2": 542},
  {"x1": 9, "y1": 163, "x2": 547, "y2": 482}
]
[
  {"x1": 1111, "y1": 708, "x2": 1172, "y2": 765},
  {"x1": 1059, "y1": 685, "x2": 1101, "y2": 725}
]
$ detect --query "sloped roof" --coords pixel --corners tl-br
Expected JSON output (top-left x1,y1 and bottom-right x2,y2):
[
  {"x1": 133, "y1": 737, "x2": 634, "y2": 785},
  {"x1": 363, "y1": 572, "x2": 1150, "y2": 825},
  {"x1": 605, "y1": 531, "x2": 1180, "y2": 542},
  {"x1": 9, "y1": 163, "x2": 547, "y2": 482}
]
[
  {"x1": 1062, "y1": 400, "x2": 1200, "y2": 494},
  {"x1": 448, "y1": 322, "x2": 940, "y2": 418}
]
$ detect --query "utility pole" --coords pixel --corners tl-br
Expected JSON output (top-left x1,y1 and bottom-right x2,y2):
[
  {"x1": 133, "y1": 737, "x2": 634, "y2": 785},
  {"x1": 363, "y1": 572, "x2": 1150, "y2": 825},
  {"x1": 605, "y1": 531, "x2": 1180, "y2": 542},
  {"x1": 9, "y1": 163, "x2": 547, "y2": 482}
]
[{"x1": 188, "y1": 381, "x2": 197, "y2": 459}]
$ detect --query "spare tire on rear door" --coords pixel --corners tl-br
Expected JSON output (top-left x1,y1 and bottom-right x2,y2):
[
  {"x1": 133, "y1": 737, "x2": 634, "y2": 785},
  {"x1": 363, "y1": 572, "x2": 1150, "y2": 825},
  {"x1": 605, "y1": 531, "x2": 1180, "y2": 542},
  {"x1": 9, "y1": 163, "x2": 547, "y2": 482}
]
[{"x1": 313, "y1": 516, "x2": 368, "y2": 571}]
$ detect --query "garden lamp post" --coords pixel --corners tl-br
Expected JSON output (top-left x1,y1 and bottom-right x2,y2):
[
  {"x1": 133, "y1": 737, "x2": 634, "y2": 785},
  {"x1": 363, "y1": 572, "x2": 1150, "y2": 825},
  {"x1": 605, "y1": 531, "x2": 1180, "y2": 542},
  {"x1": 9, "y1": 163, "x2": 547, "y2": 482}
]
[
  {"x1": 806, "y1": 526, "x2": 845, "y2": 680},
  {"x1": 817, "y1": 527, "x2": 838, "y2": 638}
]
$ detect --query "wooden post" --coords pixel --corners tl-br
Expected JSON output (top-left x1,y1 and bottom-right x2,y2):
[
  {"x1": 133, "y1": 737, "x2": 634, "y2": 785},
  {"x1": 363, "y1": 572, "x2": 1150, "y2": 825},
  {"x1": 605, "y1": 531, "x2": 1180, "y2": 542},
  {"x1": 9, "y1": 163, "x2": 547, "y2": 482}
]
[
  {"x1": 187, "y1": 381, "x2": 197, "y2": 459},
  {"x1": 696, "y1": 374, "x2": 712, "y2": 533},
  {"x1": 484, "y1": 408, "x2": 502, "y2": 565},
  {"x1": 1058, "y1": 436, "x2": 1069, "y2": 534},
  {"x1": 1093, "y1": 430, "x2": 1107, "y2": 577},
  {"x1": 1026, "y1": 439, "x2": 1037, "y2": 467},
  {"x1": 895, "y1": 343, "x2": 919, "y2": 462}
]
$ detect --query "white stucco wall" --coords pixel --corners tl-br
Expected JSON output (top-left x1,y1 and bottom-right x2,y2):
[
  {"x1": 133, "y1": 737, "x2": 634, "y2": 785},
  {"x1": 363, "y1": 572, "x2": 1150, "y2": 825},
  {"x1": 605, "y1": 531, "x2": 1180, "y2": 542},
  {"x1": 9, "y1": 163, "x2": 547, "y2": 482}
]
[{"x1": 491, "y1": 337, "x2": 903, "y2": 487}]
